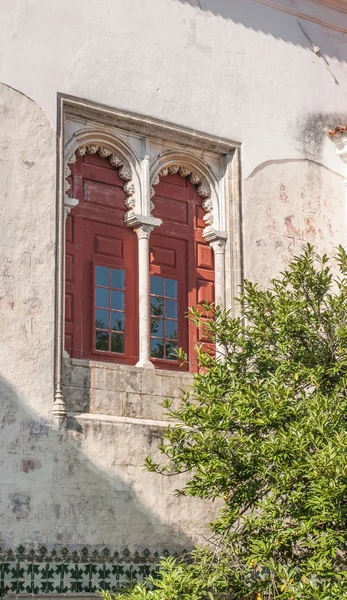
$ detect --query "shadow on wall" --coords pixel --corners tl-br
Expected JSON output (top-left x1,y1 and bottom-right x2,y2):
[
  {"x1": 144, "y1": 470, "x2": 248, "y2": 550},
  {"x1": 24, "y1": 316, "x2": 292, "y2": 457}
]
[
  {"x1": 171, "y1": 0, "x2": 347, "y2": 60},
  {"x1": 0, "y1": 374, "x2": 194, "y2": 555}
]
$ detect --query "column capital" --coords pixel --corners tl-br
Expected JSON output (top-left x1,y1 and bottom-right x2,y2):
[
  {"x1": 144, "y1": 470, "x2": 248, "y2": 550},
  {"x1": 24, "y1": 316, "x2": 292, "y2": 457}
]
[
  {"x1": 64, "y1": 196, "x2": 79, "y2": 221},
  {"x1": 124, "y1": 211, "x2": 162, "y2": 232},
  {"x1": 203, "y1": 226, "x2": 227, "y2": 254},
  {"x1": 135, "y1": 223, "x2": 155, "y2": 239},
  {"x1": 210, "y1": 237, "x2": 227, "y2": 255}
]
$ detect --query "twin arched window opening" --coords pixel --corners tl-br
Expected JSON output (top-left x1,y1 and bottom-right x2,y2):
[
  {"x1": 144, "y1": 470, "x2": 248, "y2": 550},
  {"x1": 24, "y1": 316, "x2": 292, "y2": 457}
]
[{"x1": 65, "y1": 147, "x2": 217, "y2": 372}]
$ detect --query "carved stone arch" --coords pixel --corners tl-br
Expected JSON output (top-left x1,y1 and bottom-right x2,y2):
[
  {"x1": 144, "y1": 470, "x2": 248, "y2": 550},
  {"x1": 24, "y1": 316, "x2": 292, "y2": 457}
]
[
  {"x1": 64, "y1": 128, "x2": 141, "y2": 214},
  {"x1": 150, "y1": 150, "x2": 220, "y2": 228}
]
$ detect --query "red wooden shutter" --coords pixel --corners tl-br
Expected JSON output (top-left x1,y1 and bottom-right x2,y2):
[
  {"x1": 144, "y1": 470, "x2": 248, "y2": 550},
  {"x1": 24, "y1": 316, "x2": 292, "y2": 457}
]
[
  {"x1": 151, "y1": 173, "x2": 215, "y2": 371},
  {"x1": 65, "y1": 153, "x2": 138, "y2": 365}
]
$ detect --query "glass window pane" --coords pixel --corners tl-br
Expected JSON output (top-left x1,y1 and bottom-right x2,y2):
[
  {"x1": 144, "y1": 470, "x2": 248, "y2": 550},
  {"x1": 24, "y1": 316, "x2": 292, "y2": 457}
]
[
  {"x1": 165, "y1": 279, "x2": 178, "y2": 298},
  {"x1": 165, "y1": 299, "x2": 178, "y2": 319},
  {"x1": 95, "y1": 309, "x2": 109, "y2": 330},
  {"x1": 166, "y1": 341, "x2": 178, "y2": 360},
  {"x1": 111, "y1": 333, "x2": 124, "y2": 354},
  {"x1": 95, "y1": 330, "x2": 109, "y2": 351},
  {"x1": 165, "y1": 320, "x2": 178, "y2": 340},
  {"x1": 150, "y1": 275, "x2": 163, "y2": 295},
  {"x1": 111, "y1": 311, "x2": 125, "y2": 332},
  {"x1": 96, "y1": 287, "x2": 109, "y2": 308},
  {"x1": 151, "y1": 339, "x2": 164, "y2": 359},
  {"x1": 150, "y1": 297, "x2": 163, "y2": 317},
  {"x1": 111, "y1": 269, "x2": 125, "y2": 290},
  {"x1": 151, "y1": 317, "x2": 163, "y2": 338},
  {"x1": 96, "y1": 266, "x2": 109, "y2": 287},
  {"x1": 111, "y1": 290, "x2": 124, "y2": 310}
]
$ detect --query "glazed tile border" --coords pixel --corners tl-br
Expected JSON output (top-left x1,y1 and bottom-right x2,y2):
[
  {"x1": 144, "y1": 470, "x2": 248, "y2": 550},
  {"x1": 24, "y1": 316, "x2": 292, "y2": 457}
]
[{"x1": 0, "y1": 547, "x2": 175, "y2": 597}]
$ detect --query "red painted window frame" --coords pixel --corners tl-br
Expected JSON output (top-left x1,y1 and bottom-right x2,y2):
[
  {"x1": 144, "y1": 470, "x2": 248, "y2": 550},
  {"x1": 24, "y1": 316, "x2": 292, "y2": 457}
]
[
  {"x1": 150, "y1": 173, "x2": 215, "y2": 372},
  {"x1": 150, "y1": 235, "x2": 188, "y2": 371},
  {"x1": 65, "y1": 153, "x2": 138, "y2": 365}
]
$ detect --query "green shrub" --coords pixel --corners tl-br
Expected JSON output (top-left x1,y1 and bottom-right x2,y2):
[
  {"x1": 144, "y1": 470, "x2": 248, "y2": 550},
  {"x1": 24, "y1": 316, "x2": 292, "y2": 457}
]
[{"x1": 103, "y1": 245, "x2": 347, "y2": 599}]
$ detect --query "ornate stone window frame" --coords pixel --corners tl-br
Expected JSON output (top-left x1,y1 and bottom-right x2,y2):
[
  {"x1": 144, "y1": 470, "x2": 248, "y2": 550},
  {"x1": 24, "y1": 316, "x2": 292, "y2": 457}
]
[{"x1": 53, "y1": 94, "x2": 242, "y2": 425}]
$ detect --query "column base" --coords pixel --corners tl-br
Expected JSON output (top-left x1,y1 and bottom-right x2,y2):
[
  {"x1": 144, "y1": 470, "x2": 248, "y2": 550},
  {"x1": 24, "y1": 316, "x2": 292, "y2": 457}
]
[{"x1": 136, "y1": 359, "x2": 155, "y2": 369}]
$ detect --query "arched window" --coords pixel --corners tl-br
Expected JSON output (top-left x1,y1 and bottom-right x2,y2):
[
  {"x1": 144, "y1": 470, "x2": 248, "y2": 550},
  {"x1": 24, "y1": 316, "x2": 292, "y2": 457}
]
[
  {"x1": 65, "y1": 151, "x2": 138, "y2": 365},
  {"x1": 150, "y1": 172, "x2": 215, "y2": 371}
]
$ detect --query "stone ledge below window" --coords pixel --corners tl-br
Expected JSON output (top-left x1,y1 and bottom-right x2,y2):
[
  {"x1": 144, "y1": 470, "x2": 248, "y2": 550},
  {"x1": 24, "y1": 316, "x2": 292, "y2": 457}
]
[{"x1": 63, "y1": 358, "x2": 193, "y2": 420}]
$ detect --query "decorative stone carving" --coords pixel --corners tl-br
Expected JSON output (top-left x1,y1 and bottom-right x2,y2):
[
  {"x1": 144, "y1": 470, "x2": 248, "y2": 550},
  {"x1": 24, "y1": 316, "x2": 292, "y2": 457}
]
[
  {"x1": 189, "y1": 171, "x2": 202, "y2": 185},
  {"x1": 151, "y1": 164, "x2": 213, "y2": 224},
  {"x1": 65, "y1": 144, "x2": 136, "y2": 210},
  {"x1": 197, "y1": 180, "x2": 210, "y2": 199},
  {"x1": 210, "y1": 237, "x2": 227, "y2": 255},
  {"x1": 118, "y1": 164, "x2": 132, "y2": 181},
  {"x1": 109, "y1": 154, "x2": 123, "y2": 168},
  {"x1": 67, "y1": 152, "x2": 77, "y2": 164},
  {"x1": 152, "y1": 173, "x2": 160, "y2": 186},
  {"x1": 86, "y1": 144, "x2": 99, "y2": 154},
  {"x1": 135, "y1": 223, "x2": 155, "y2": 240},
  {"x1": 202, "y1": 199, "x2": 213, "y2": 223},
  {"x1": 178, "y1": 166, "x2": 192, "y2": 177},
  {"x1": 98, "y1": 147, "x2": 112, "y2": 159},
  {"x1": 65, "y1": 153, "x2": 77, "y2": 193}
]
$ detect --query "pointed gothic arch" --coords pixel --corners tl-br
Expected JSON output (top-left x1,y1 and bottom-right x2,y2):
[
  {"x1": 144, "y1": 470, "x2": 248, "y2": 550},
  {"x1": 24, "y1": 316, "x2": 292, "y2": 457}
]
[
  {"x1": 150, "y1": 149, "x2": 221, "y2": 230},
  {"x1": 64, "y1": 128, "x2": 142, "y2": 215}
]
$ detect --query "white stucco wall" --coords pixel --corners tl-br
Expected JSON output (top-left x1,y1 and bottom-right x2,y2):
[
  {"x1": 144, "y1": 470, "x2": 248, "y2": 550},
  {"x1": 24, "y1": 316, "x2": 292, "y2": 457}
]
[
  {"x1": 0, "y1": 83, "x2": 216, "y2": 557},
  {"x1": 1, "y1": 0, "x2": 347, "y2": 569},
  {"x1": 1, "y1": 0, "x2": 347, "y2": 178}
]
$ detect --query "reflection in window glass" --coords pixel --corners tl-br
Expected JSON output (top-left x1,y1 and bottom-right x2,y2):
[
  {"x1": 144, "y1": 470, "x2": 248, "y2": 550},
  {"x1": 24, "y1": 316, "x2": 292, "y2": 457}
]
[
  {"x1": 165, "y1": 299, "x2": 178, "y2": 319},
  {"x1": 96, "y1": 287, "x2": 109, "y2": 308},
  {"x1": 151, "y1": 339, "x2": 164, "y2": 359},
  {"x1": 150, "y1": 297, "x2": 163, "y2": 317},
  {"x1": 164, "y1": 279, "x2": 178, "y2": 299},
  {"x1": 96, "y1": 330, "x2": 109, "y2": 352},
  {"x1": 111, "y1": 312, "x2": 125, "y2": 332},
  {"x1": 111, "y1": 290, "x2": 124, "y2": 311},
  {"x1": 165, "y1": 320, "x2": 178, "y2": 340},
  {"x1": 112, "y1": 269, "x2": 125, "y2": 290},
  {"x1": 150, "y1": 275, "x2": 179, "y2": 361},
  {"x1": 95, "y1": 266, "x2": 125, "y2": 354},
  {"x1": 95, "y1": 309, "x2": 109, "y2": 330},
  {"x1": 111, "y1": 333, "x2": 124, "y2": 354},
  {"x1": 166, "y1": 341, "x2": 178, "y2": 360},
  {"x1": 151, "y1": 317, "x2": 163, "y2": 338},
  {"x1": 151, "y1": 276, "x2": 163, "y2": 296},
  {"x1": 96, "y1": 266, "x2": 109, "y2": 287}
]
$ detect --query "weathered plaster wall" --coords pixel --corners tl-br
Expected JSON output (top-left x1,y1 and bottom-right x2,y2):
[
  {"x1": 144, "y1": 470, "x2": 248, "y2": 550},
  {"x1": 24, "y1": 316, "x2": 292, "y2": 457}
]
[
  {"x1": 2, "y1": 0, "x2": 347, "y2": 273},
  {"x1": 1, "y1": 0, "x2": 347, "y2": 177},
  {"x1": 244, "y1": 160, "x2": 346, "y2": 284},
  {"x1": 0, "y1": 84, "x2": 216, "y2": 561},
  {"x1": 0, "y1": 83, "x2": 56, "y2": 418},
  {"x1": 1, "y1": 0, "x2": 347, "y2": 587}
]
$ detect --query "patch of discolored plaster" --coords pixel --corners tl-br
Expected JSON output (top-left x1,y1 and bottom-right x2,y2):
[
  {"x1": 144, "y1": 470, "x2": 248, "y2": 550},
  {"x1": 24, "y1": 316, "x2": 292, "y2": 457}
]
[
  {"x1": 21, "y1": 459, "x2": 42, "y2": 473},
  {"x1": 10, "y1": 494, "x2": 31, "y2": 520},
  {"x1": 244, "y1": 159, "x2": 346, "y2": 285}
]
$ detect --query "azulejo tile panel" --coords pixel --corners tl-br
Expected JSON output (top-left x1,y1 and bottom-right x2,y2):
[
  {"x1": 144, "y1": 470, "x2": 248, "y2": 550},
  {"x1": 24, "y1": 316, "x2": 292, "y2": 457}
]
[{"x1": 0, "y1": 546, "x2": 176, "y2": 597}]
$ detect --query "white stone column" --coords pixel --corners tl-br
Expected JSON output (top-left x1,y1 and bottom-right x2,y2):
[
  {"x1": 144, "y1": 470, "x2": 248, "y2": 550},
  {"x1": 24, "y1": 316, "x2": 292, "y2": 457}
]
[
  {"x1": 135, "y1": 224, "x2": 154, "y2": 368},
  {"x1": 203, "y1": 227, "x2": 227, "y2": 308},
  {"x1": 125, "y1": 213, "x2": 162, "y2": 367},
  {"x1": 210, "y1": 237, "x2": 227, "y2": 308},
  {"x1": 203, "y1": 227, "x2": 227, "y2": 359}
]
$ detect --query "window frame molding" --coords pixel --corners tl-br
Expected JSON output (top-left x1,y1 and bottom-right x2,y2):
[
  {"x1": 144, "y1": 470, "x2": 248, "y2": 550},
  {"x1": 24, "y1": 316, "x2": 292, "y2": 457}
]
[{"x1": 53, "y1": 94, "x2": 242, "y2": 425}]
